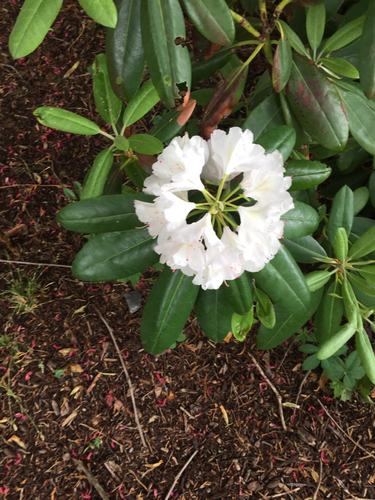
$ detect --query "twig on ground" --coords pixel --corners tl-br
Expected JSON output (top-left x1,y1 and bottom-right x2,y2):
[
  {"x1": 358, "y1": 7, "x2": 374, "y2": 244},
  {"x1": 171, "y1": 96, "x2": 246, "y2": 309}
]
[
  {"x1": 278, "y1": 340, "x2": 294, "y2": 371},
  {"x1": 164, "y1": 450, "x2": 198, "y2": 500},
  {"x1": 249, "y1": 353, "x2": 287, "y2": 431},
  {"x1": 312, "y1": 459, "x2": 323, "y2": 500},
  {"x1": 74, "y1": 459, "x2": 110, "y2": 500},
  {"x1": 335, "y1": 477, "x2": 368, "y2": 500},
  {"x1": 0, "y1": 259, "x2": 71, "y2": 268},
  {"x1": 261, "y1": 488, "x2": 301, "y2": 499},
  {"x1": 95, "y1": 307, "x2": 147, "y2": 449},
  {"x1": 318, "y1": 399, "x2": 375, "y2": 460},
  {"x1": 295, "y1": 370, "x2": 311, "y2": 406},
  {"x1": 0, "y1": 63, "x2": 24, "y2": 80}
]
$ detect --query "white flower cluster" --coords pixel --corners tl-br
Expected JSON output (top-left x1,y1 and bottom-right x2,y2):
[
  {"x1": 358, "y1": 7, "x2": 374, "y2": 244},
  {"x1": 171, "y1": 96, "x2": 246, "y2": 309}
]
[{"x1": 134, "y1": 127, "x2": 293, "y2": 290}]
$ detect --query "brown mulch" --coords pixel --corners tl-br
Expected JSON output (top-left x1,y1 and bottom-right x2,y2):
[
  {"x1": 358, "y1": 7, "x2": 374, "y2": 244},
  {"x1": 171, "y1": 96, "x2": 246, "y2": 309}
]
[{"x1": 1, "y1": 2, "x2": 375, "y2": 499}]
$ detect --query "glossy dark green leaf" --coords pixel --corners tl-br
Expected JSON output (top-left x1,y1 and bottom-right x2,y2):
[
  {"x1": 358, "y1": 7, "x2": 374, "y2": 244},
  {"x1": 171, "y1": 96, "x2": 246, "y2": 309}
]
[
  {"x1": 124, "y1": 160, "x2": 149, "y2": 190},
  {"x1": 356, "y1": 329, "x2": 375, "y2": 384},
  {"x1": 353, "y1": 187, "x2": 370, "y2": 216},
  {"x1": 257, "y1": 287, "x2": 323, "y2": 350},
  {"x1": 78, "y1": 0, "x2": 117, "y2": 27},
  {"x1": 106, "y1": 0, "x2": 144, "y2": 102},
  {"x1": 370, "y1": 171, "x2": 375, "y2": 208},
  {"x1": 272, "y1": 37, "x2": 292, "y2": 93},
  {"x1": 243, "y1": 93, "x2": 285, "y2": 141},
  {"x1": 321, "y1": 57, "x2": 359, "y2": 79},
  {"x1": 279, "y1": 91, "x2": 313, "y2": 148},
  {"x1": 325, "y1": 0, "x2": 344, "y2": 21},
  {"x1": 93, "y1": 55, "x2": 122, "y2": 126},
  {"x1": 282, "y1": 235, "x2": 327, "y2": 263},
  {"x1": 141, "y1": 0, "x2": 191, "y2": 108},
  {"x1": 128, "y1": 134, "x2": 164, "y2": 155},
  {"x1": 334, "y1": 227, "x2": 348, "y2": 262},
  {"x1": 314, "y1": 280, "x2": 344, "y2": 343},
  {"x1": 254, "y1": 288, "x2": 275, "y2": 329},
  {"x1": 342, "y1": 277, "x2": 362, "y2": 331},
  {"x1": 72, "y1": 228, "x2": 158, "y2": 281},
  {"x1": 149, "y1": 108, "x2": 184, "y2": 143},
  {"x1": 317, "y1": 322, "x2": 356, "y2": 360},
  {"x1": 180, "y1": 0, "x2": 234, "y2": 46},
  {"x1": 306, "y1": 3, "x2": 325, "y2": 53},
  {"x1": 327, "y1": 185, "x2": 354, "y2": 246},
  {"x1": 255, "y1": 125, "x2": 296, "y2": 162},
  {"x1": 122, "y1": 80, "x2": 160, "y2": 127},
  {"x1": 359, "y1": 265, "x2": 375, "y2": 284},
  {"x1": 57, "y1": 194, "x2": 153, "y2": 233},
  {"x1": 9, "y1": 0, "x2": 63, "y2": 58},
  {"x1": 195, "y1": 286, "x2": 234, "y2": 342},
  {"x1": 321, "y1": 15, "x2": 365, "y2": 53},
  {"x1": 285, "y1": 55, "x2": 348, "y2": 151},
  {"x1": 103, "y1": 167, "x2": 123, "y2": 195},
  {"x1": 285, "y1": 159, "x2": 331, "y2": 190},
  {"x1": 348, "y1": 224, "x2": 375, "y2": 260},
  {"x1": 277, "y1": 20, "x2": 309, "y2": 58},
  {"x1": 305, "y1": 270, "x2": 331, "y2": 291},
  {"x1": 348, "y1": 273, "x2": 375, "y2": 297},
  {"x1": 191, "y1": 50, "x2": 232, "y2": 87},
  {"x1": 251, "y1": 246, "x2": 311, "y2": 315},
  {"x1": 282, "y1": 201, "x2": 319, "y2": 239},
  {"x1": 223, "y1": 272, "x2": 253, "y2": 315},
  {"x1": 359, "y1": 1, "x2": 375, "y2": 99},
  {"x1": 81, "y1": 149, "x2": 114, "y2": 200},
  {"x1": 34, "y1": 107, "x2": 101, "y2": 135},
  {"x1": 140, "y1": 269, "x2": 199, "y2": 354}
]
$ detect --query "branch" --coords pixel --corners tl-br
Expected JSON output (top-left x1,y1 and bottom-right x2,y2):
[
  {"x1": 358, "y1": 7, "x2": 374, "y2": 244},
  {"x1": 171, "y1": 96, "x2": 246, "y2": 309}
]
[
  {"x1": 164, "y1": 450, "x2": 198, "y2": 500},
  {"x1": 74, "y1": 460, "x2": 110, "y2": 500}
]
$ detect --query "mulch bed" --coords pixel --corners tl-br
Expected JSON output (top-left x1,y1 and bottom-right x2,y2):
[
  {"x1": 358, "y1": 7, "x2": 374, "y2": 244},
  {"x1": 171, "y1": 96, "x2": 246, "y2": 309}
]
[{"x1": 1, "y1": 2, "x2": 375, "y2": 499}]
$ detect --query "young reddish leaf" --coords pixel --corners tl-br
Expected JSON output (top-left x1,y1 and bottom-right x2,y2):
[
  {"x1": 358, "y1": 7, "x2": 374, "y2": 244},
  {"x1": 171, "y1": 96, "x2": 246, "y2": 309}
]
[{"x1": 176, "y1": 99, "x2": 197, "y2": 126}]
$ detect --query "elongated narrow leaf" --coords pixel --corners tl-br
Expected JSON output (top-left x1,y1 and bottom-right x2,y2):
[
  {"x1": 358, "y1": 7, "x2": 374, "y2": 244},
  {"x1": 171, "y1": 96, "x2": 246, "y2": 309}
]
[
  {"x1": 34, "y1": 107, "x2": 101, "y2": 135},
  {"x1": 317, "y1": 323, "x2": 355, "y2": 360},
  {"x1": 285, "y1": 160, "x2": 331, "y2": 190},
  {"x1": 356, "y1": 329, "x2": 375, "y2": 384},
  {"x1": 254, "y1": 288, "x2": 275, "y2": 329},
  {"x1": 306, "y1": 3, "x2": 325, "y2": 53},
  {"x1": 122, "y1": 80, "x2": 160, "y2": 127},
  {"x1": 106, "y1": 0, "x2": 144, "y2": 102},
  {"x1": 353, "y1": 187, "x2": 370, "y2": 216},
  {"x1": 243, "y1": 93, "x2": 285, "y2": 141},
  {"x1": 321, "y1": 58, "x2": 359, "y2": 79},
  {"x1": 342, "y1": 277, "x2": 362, "y2": 331},
  {"x1": 321, "y1": 16, "x2": 365, "y2": 53},
  {"x1": 359, "y1": 1, "x2": 375, "y2": 99},
  {"x1": 149, "y1": 108, "x2": 184, "y2": 142},
  {"x1": 78, "y1": 0, "x2": 117, "y2": 27},
  {"x1": 72, "y1": 228, "x2": 158, "y2": 281},
  {"x1": 181, "y1": 0, "x2": 234, "y2": 46},
  {"x1": 224, "y1": 272, "x2": 253, "y2": 315},
  {"x1": 251, "y1": 246, "x2": 311, "y2": 315},
  {"x1": 283, "y1": 235, "x2": 327, "y2": 263},
  {"x1": 93, "y1": 54, "x2": 122, "y2": 126},
  {"x1": 191, "y1": 50, "x2": 232, "y2": 87},
  {"x1": 141, "y1": 0, "x2": 191, "y2": 108},
  {"x1": 285, "y1": 55, "x2": 348, "y2": 151},
  {"x1": 348, "y1": 225, "x2": 375, "y2": 259},
  {"x1": 359, "y1": 265, "x2": 375, "y2": 284},
  {"x1": 140, "y1": 269, "x2": 199, "y2": 354},
  {"x1": 277, "y1": 20, "x2": 309, "y2": 58},
  {"x1": 305, "y1": 270, "x2": 331, "y2": 291},
  {"x1": 124, "y1": 160, "x2": 149, "y2": 190},
  {"x1": 327, "y1": 185, "x2": 354, "y2": 246},
  {"x1": 257, "y1": 288, "x2": 322, "y2": 350},
  {"x1": 348, "y1": 273, "x2": 375, "y2": 296},
  {"x1": 334, "y1": 227, "x2": 348, "y2": 262},
  {"x1": 9, "y1": 0, "x2": 63, "y2": 59},
  {"x1": 314, "y1": 281, "x2": 344, "y2": 343},
  {"x1": 195, "y1": 286, "x2": 234, "y2": 342},
  {"x1": 57, "y1": 194, "x2": 153, "y2": 233},
  {"x1": 255, "y1": 125, "x2": 296, "y2": 162},
  {"x1": 272, "y1": 37, "x2": 292, "y2": 93},
  {"x1": 282, "y1": 201, "x2": 319, "y2": 239},
  {"x1": 81, "y1": 149, "x2": 114, "y2": 200},
  {"x1": 279, "y1": 91, "x2": 313, "y2": 148},
  {"x1": 128, "y1": 134, "x2": 164, "y2": 155}
]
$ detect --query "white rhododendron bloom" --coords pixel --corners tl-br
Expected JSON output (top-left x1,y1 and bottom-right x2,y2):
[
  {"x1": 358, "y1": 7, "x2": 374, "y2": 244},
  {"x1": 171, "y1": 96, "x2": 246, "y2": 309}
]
[{"x1": 134, "y1": 127, "x2": 294, "y2": 290}]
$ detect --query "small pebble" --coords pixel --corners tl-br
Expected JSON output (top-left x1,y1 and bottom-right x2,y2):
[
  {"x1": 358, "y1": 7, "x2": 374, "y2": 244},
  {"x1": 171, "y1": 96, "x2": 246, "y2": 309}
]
[{"x1": 124, "y1": 291, "x2": 142, "y2": 314}]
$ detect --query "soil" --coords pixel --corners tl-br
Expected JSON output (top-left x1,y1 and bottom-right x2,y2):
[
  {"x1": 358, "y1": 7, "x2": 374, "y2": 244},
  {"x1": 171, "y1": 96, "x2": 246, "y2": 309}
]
[{"x1": 1, "y1": 2, "x2": 375, "y2": 499}]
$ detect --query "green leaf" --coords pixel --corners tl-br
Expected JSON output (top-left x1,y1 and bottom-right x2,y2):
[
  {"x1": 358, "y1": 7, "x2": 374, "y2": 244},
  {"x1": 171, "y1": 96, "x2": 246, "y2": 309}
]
[
  {"x1": 348, "y1": 273, "x2": 375, "y2": 297},
  {"x1": 9, "y1": 0, "x2": 63, "y2": 59},
  {"x1": 103, "y1": 167, "x2": 123, "y2": 195},
  {"x1": 140, "y1": 269, "x2": 199, "y2": 354},
  {"x1": 305, "y1": 270, "x2": 331, "y2": 291},
  {"x1": 223, "y1": 273, "x2": 253, "y2": 315},
  {"x1": 57, "y1": 193, "x2": 153, "y2": 233},
  {"x1": 78, "y1": 0, "x2": 117, "y2": 27},
  {"x1": 299, "y1": 344, "x2": 318, "y2": 354},
  {"x1": 314, "y1": 280, "x2": 344, "y2": 343},
  {"x1": 327, "y1": 185, "x2": 354, "y2": 247},
  {"x1": 93, "y1": 54, "x2": 122, "y2": 126},
  {"x1": 285, "y1": 55, "x2": 349, "y2": 151},
  {"x1": 359, "y1": 265, "x2": 375, "y2": 284},
  {"x1": 342, "y1": 277, "x2": 362, "y2": 331},
  {"x1": 282, "y1": 201, "x2": 319, "y2": 239},
  {"x1": 106, "y1": 0, "x2": 144, "y2": 102},
  {"x1": 370, "y1": 171, "x2": 375, "y2": 208},
  {"x1": 356, "y1": 329, "x2": 375, "y2": 384},
  {"x1": 333, "y1": 227, "x2": 348, "y2": 262},
  {"x1": 231, "y1": 309, "x2": 254, "y2": 341},
  {"x1": 243, "y1": 93, "x2": 285, "y2": 141},
  {"x1": 359, "y1": 1, "x2": 375, "y2": 99},
  {"x1": 81, "y1": 149, "x2": 114, "y2": 200},
  {"x1": 251, "y1": 246, "x2": 311, "y2": 315},
  {"x1": 255, "y1": 125, "x2": 296, "y2": 162},
  {"x1": 272, "y1": 37, "x2": 292, "y2": 93},
  {"x1": 191, "y1": 50, "x2": 232, "y2": 87},
  {"x1": 345, "y1": 351, "x2": 365, "y2": 380},
  {"x1": 34, "y1": 107, "x2": 101, "y2": 135},
  {"x1": 321, "y1": 58, "x2": 359, "y2": 79},
  {"x1": 195, "y1": 286, "x2": 234, "y2": 342},
  {"x1": 124, "y1": 160, "x2": 149, "y2": 190},
  {"x1": 285, "y1": 160, "x2": 331, "y2": 190},
  {"x1": 254, "y1": 288, "x2": 276, "y2": 329},
  {"x1": 122, "y1": 80, "x2": 160, "y2": 127},
  {"x1": 317, "y1": 322, "x2": 356, "y2": 360},
  {"x1": 72, "y1": 228, "x2": 158, "y2": 281},
  {"x1": 353, "y1": 187, "x2": 370, "y2": 216},
  {"x1": 279, "y1": 91, "x2": 313, "y2": 148},
  {"x1": 306, "y1": 3, "x2": 326, "y2": 53},
  {"x1": 348, "y1": 225, "x2": 375, "y2": 259},
  {"x1": 321, "y1": 15, "x2": 365, "y2": 53},
  {"x1": 322, "y1": 356, "x2": 346, "y2": 380},
  {"x1": 277, "y1": 20, "x2": 309, "y2": 58},
  {"x1": 303, "y1": 354, "x2": 321, "y2": 371},
  {"x1": 128, "y1": 134, "x2": 164, "y2": 155},
  {"x1": 113, "y1": 136, "x2": 130, "y2": 151},
  {"x1": 149, "y1": 108, "x2": 184, "y2": 143},
  {"x1": 282, "y1": 235, "x2": 327, "y2": 264},
  {"x1": 257, "y1": 287, "x2": 323, "y2": 350},
  {"x1": 180, "y1": 0, "x2": 235, "y2": 46},
  {"x1": 190, "y1": 88, "x2": 216, "y2": 106},
  {"x1": 141, "y1": 0, "x2": 191, "y2": 108}
]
